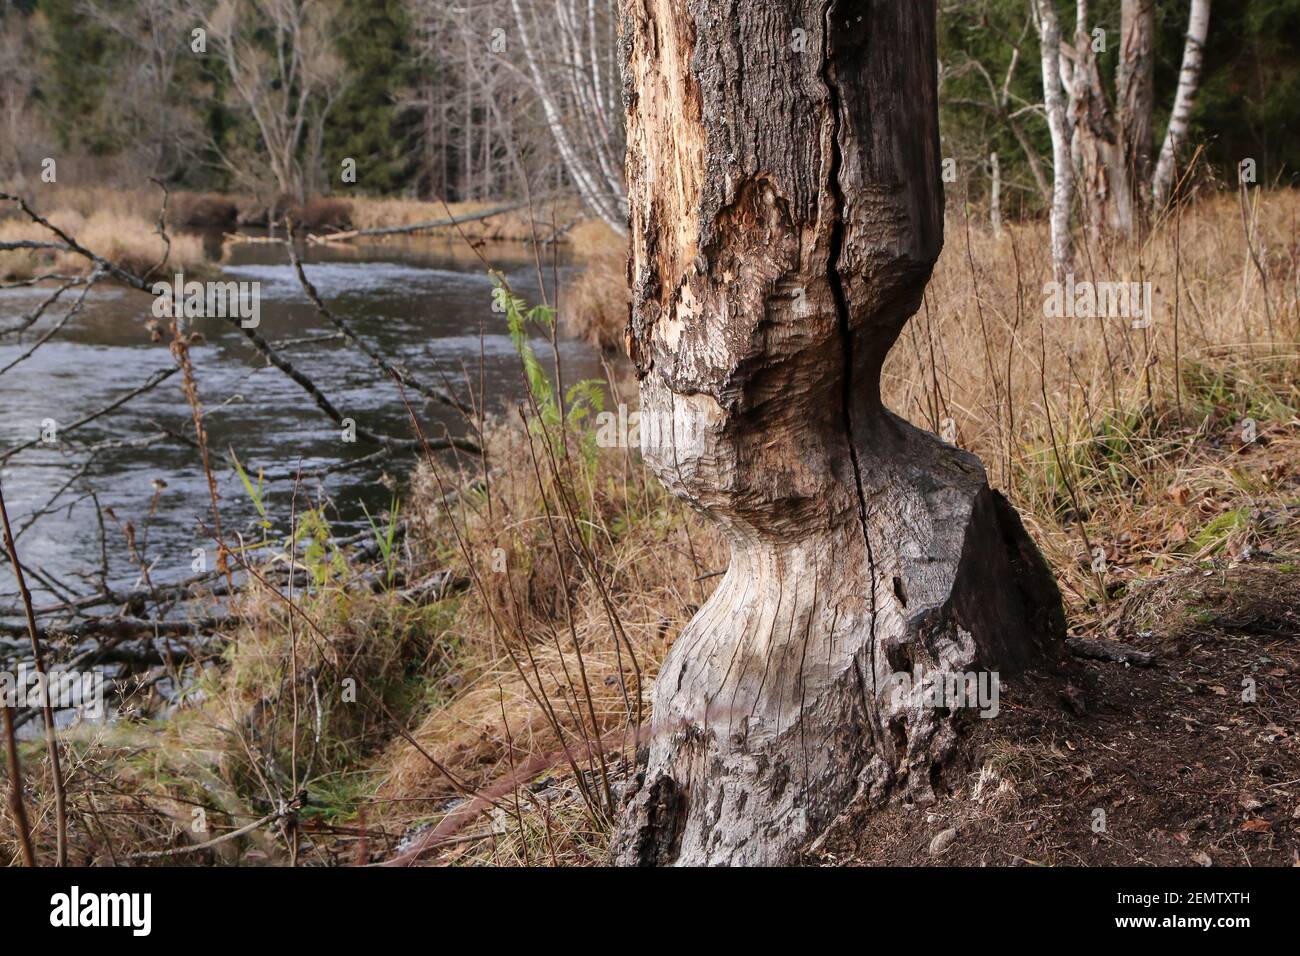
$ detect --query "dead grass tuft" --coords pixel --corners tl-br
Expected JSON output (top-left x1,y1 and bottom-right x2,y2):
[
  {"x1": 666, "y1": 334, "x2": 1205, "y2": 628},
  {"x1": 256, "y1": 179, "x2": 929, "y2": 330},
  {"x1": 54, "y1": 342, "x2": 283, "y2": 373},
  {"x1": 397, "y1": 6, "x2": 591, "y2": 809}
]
[
  {"x1": 0, "y1": 207, "x2": 207, "y2": 281},
  {"x1": 561, "y1": 248, "x2": 628, "y2": 353}
]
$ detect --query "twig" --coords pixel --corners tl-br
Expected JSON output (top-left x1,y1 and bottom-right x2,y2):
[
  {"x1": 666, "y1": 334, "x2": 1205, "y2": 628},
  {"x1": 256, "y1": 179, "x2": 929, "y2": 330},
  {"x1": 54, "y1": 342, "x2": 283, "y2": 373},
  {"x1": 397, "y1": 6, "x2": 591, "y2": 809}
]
[
  {"x1": 284, "y1": 221, "x2": 477, "y2": 419},
  {"x1": 122, "y1": 805, "x2": 292, "y2": 862},
  {"x1": 1, "y1": 672, "x2": 35, "y2": 865},
  {"x1": 0, "y1": 475, "x2": 68, "y2": 865},
  {"x1": 0, "y1": 367, "x2": 180, "y2": 464}
]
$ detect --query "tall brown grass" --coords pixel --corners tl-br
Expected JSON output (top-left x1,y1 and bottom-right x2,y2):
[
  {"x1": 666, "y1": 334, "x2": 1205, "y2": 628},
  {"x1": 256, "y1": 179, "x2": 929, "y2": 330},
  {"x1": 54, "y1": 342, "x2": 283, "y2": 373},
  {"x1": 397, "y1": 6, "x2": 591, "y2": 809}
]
[
  {"x1": 894, "y1": 192, "x2": 1298, "y2": 606},
  {"x1": 561, "y1": 249, "x2": 627, "y2": 353},
  {"x1": 370, "y1": 192, "x2": 1298, "y2": 865},
  {"x1": 0, "y1": 200, "x2": 207, "y2": 281}
]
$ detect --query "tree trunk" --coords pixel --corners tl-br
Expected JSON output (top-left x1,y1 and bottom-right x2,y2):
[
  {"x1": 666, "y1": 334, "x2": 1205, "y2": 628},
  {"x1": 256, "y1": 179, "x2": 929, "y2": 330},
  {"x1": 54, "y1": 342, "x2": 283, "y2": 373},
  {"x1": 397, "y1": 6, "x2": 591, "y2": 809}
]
[
  {"x1": 1035, "y1": 0, "x2": 1075, "y2": 279},
  {"x1": 1071, "y1": 26, "x2": 1136, "y2": 240},
  {"x1": 1153, "y1": 0, "x2": 1212, "y2": 209},
  {"x1": 1118, "y1": 0, "x2": 1156, "y2": 199},
  {"x1": 990, "y1": 151, "x2": 1002, "y2": 236},
  {"x1": 611, "y1": 0, "x2": 1066, "y2": 866}
]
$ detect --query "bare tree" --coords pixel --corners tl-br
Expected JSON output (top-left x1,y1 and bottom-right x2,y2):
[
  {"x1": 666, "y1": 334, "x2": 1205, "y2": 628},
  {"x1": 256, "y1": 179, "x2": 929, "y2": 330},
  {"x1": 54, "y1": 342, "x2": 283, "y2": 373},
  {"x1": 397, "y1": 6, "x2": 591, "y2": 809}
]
[
  {"x1": 940, "y1": 4, "x2": 1052, "y2": 208},
  {"x1": 507, "y1": 0, "x2": 626, "y2": 232},
  {"x1": 1033, "y1": 0, "x2": 1214, "y2": 266},
  {"x1": 0, "y1": 5, "x2": 43, "y2": 184},
  {"x1": 206, "y1": 0, "x2": 345, "y2": 200},
  {"x1": 405, "y1": 0, "x2": 550, "y2": 201},
  {"x1": 612, "y1": 0, "x2": 1064, "y2": 866},
  {"x1": 80, "y1": 0, "x2": 208, "y2": 180}
]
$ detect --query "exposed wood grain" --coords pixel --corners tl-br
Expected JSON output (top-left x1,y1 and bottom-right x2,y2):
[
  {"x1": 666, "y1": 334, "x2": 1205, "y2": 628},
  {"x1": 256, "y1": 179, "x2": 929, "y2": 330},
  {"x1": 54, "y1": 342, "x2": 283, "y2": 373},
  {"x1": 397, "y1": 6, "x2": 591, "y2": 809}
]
[{"x1": 613, "y1": 0, "x2": 1065, "y2": 866}]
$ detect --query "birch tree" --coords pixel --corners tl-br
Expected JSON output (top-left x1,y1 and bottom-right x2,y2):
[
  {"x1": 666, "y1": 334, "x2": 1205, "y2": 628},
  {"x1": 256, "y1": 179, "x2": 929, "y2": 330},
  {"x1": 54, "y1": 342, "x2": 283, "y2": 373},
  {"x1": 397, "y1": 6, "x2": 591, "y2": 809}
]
[
  {"x1": 1035, "y1": 0, "x2": 1075, "y2": 277},
  {"x1": 507, "y1": 0, "x2": 626, "y2": 232},
  {"x1": 1033, "y1": 0, "x2": 1212, "y2": 274},
  {"x1": 1152, "y1": 0, "x2": 1212, "y2": 208}
]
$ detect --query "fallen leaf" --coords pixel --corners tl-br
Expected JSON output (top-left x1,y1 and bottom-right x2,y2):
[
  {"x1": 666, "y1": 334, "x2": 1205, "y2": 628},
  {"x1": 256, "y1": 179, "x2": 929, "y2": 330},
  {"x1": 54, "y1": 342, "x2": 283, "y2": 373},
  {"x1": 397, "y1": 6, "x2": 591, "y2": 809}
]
[{"x1": 1240, "y1": 819, "x2": 1272, "y2": 833}]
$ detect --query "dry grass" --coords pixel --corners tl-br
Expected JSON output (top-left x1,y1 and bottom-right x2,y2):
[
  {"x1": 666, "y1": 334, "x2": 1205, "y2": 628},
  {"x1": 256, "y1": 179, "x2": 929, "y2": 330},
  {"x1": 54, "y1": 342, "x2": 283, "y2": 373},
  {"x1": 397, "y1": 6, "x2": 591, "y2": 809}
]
[
  {"x1": 372, "y1": 423, "x2": 721, "y2": 841},
  {"x1": 561, "y1": 248, "x2": 628, "y2": 353},
  {"x1": 892, "y1": 192, "x2": 1299, "y2": 609},
  {"x1": 565, "y1": 218, "x2": 623, "y2": 257},
  {"x1": 0, "y1": 201, "x2": 207, "y2": 281},
  {"x1": 382, "y1": 191, "x2": 1299, "y2": 864}
]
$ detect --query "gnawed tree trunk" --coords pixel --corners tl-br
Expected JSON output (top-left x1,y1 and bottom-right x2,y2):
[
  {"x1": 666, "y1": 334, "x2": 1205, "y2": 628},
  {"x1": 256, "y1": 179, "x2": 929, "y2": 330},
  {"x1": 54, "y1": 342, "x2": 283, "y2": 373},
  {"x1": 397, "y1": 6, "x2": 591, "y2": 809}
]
[{"x1": 611, "y1": 0, "x2": 1066, "y2": 866}]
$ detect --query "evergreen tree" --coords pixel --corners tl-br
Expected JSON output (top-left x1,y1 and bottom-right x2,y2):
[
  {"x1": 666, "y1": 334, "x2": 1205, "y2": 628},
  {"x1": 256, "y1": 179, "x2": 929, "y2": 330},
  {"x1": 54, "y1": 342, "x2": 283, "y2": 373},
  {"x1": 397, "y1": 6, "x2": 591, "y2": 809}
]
[{"x1": 321, "y1": 0, "x2": 417, "y2": 195}]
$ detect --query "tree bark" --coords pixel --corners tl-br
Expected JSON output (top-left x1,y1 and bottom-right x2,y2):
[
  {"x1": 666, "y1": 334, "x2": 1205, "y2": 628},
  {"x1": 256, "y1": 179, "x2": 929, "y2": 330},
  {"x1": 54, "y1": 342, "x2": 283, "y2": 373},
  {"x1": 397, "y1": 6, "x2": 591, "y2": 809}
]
[
  {"x1": 1153, "y1": 0, "x2": 1212, "y2": 208},
  {"x1": 1035, "y1": 0, "x2": 1075, "y2": 279},
  {"x1": 612, "y1": 0, "x2": 1066, "y2": 866},
  {"x1": 1118, "y1": 0, "x2": 1156, "y2": 197},
  {"x1": 1071, "y1": 24, "x2": 1136, "y2": 240}
]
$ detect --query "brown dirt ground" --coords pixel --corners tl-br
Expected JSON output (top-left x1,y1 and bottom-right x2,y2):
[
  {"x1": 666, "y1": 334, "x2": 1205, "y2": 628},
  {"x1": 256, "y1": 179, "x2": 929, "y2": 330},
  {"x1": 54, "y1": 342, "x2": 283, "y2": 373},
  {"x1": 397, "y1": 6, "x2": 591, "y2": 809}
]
[{"x1": 809, "y1": 562, "x2": 1300, "y2": 867}]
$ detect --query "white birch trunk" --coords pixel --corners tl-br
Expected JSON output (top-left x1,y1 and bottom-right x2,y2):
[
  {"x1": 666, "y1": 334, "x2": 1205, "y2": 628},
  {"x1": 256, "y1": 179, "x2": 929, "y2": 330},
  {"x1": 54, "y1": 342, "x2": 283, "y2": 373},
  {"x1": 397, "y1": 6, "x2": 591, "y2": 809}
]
[
  {"x1": 1152, "y1": 0, "x2": 1212, "y2": 209},
  {"x1": 1035, "y1": 0, "x2": 1075, "y2": 279}
]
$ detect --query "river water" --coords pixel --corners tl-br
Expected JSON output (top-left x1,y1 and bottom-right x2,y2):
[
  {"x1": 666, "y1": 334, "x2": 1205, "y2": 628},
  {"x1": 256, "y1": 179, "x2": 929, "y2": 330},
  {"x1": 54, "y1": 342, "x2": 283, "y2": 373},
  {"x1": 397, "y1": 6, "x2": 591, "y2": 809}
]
[{"x1": 0, "y1": 234, "x2": 604, "y2": 607}]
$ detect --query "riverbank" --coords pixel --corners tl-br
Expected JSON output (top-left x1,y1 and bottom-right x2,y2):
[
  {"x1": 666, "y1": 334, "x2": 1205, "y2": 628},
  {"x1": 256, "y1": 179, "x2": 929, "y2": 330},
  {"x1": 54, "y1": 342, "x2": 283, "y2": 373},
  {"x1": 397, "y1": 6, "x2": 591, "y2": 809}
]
[
  {"x1": 2, "y1": 190, "x2": 1297, "y2": 866},
  {"x1": 0, "y1": 186, "x2": 625, "y2": 282}
]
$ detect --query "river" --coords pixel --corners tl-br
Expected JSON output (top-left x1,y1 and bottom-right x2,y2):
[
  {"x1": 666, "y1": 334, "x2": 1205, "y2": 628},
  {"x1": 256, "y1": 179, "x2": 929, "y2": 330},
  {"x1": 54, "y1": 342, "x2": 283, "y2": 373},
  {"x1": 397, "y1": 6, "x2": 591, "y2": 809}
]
[{"x1": 0, "y1": 233, "x2": 605, "y2": 608}]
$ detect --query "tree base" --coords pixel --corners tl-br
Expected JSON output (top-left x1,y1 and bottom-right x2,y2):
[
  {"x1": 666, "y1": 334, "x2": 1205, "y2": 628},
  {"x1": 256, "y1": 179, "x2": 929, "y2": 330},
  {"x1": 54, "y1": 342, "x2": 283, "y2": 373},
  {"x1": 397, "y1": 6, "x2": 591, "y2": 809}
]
[{"x1": 612, "y1": 416, "x2": 1065, "y2": 866}]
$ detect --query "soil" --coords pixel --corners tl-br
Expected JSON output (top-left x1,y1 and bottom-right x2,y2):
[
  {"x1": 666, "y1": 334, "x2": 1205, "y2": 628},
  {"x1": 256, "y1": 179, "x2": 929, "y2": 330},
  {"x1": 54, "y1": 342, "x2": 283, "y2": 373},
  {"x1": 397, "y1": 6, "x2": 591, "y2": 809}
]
[{"x1": 809, "y1": 562, "x2": 1300, "y2": 867}]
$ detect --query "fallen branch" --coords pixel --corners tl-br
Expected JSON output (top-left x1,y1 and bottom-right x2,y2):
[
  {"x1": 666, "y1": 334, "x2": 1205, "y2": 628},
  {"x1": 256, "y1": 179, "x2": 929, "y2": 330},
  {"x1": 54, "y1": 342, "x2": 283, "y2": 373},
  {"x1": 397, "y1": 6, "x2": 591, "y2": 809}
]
[
  {"x1": 123, "y1": 802, "x2": 297, "y2": 862},
  {"x1": 0, "y1": 614, "x2": 230, "y2": 642},
  {"x1": 380, "y1": 723, "x2": 637, "y2": 867},
  {"x1": 305, "y1": 201, "x2": 530, "y2": 244},
  {"x1": 1065, "y1": 635, "x2": 1158, "y2": 667}
]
